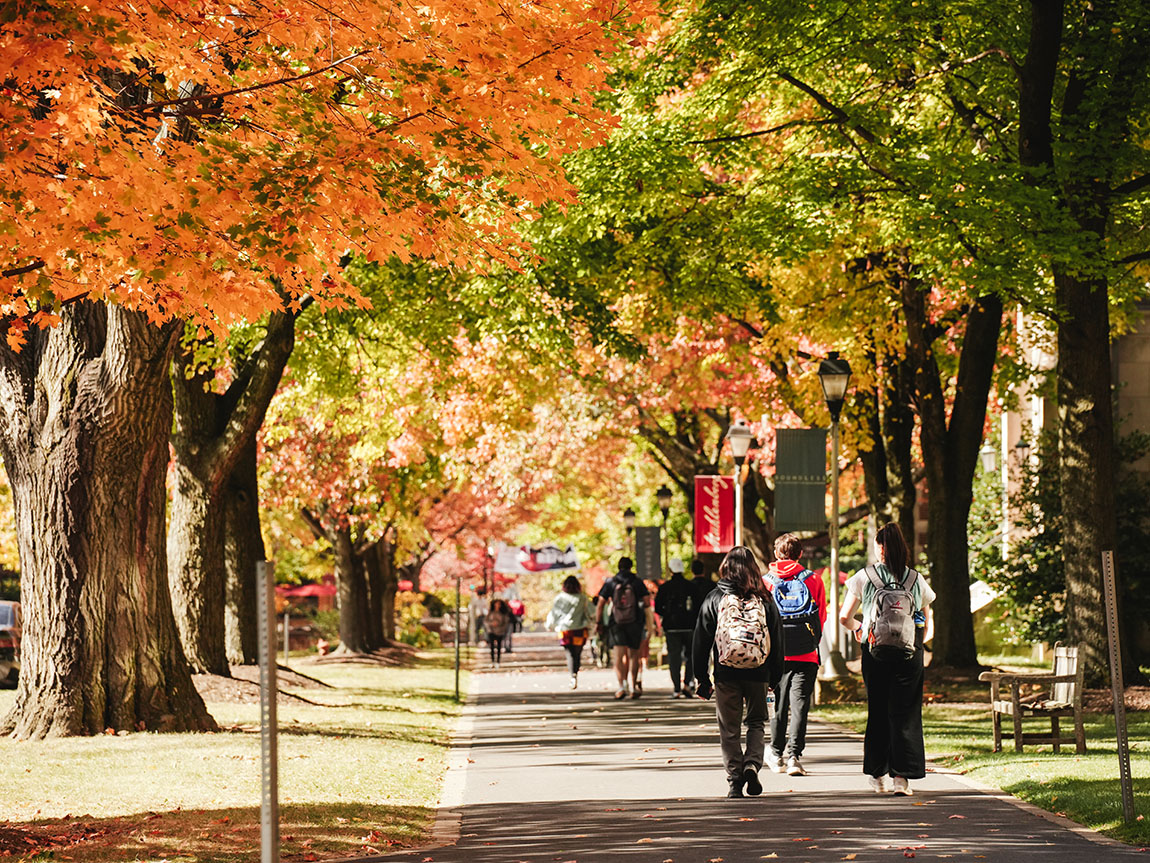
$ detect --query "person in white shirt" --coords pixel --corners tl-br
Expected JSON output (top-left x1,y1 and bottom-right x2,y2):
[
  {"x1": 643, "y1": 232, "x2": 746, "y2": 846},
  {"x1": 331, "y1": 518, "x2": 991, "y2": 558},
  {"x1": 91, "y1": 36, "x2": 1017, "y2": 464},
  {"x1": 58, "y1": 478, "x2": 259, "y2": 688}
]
[{"x1": 839, "y1": 522, "x2": 935, "y2": 797}]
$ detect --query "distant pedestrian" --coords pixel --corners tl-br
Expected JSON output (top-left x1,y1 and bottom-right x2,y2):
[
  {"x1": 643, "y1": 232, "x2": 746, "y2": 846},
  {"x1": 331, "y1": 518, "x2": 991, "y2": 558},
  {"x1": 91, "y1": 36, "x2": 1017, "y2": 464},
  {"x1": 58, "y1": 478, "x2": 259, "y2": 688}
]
[
  {"x1": 486, "y1": 598, "x2": 512, "y2": 666},
  {"x1": 655, "y1": 557, "x2": 700, "y2": 697},
  {"x1": 546, "y1": 575, "x2": 595, "y2": 689},
  {"x1": 763, "y1": 533, "x2": 826, "y2": 777},
  {"x1": 839, "y1": 522, "x2": 935, "y2": 796},
  {"x1": 506, "y1": 597, "x2": 525, "y2": 652},
  {"x1": 692, "y1": 559, "x2": 718, "y2": 607},
  {"x1": 693, "y1": 546, "x2": 784, "y2": 798},
  {"x1": 596, "y1": 557, "x2": 652, "y2": 700}
]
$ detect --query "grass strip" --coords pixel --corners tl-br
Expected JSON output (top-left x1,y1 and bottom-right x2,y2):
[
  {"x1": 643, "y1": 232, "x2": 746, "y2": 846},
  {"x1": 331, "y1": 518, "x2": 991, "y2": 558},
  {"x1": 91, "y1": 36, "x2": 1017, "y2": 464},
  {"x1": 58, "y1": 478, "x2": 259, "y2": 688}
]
[{"x1": 0, "y1": 651, "x2": 468, "y2": 862}]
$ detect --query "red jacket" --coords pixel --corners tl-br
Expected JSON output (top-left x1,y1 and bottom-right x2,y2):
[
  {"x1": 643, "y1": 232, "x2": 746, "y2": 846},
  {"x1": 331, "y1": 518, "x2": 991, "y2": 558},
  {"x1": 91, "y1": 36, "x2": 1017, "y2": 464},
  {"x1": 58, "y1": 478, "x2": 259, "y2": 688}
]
[{"x1": 764, "y1": 560, "x2": 827, "y2": 664}]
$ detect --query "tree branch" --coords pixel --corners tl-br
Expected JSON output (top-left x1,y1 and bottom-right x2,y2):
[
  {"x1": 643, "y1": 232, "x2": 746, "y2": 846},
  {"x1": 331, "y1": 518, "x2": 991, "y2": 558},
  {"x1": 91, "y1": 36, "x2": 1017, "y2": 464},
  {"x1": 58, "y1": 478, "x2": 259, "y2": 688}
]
[
  {"x1": 1113, "y1": 175, "x2": 1150, "y2": 197},
  {"x1": 2, "y1": 260, "x2": 45, "y2": 279}
]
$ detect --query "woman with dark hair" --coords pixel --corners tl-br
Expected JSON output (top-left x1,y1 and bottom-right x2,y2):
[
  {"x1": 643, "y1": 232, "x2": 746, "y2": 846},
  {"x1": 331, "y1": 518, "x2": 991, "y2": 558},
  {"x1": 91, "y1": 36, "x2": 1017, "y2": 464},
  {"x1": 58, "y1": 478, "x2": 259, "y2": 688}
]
[
  {"x1": 839, "y1": 523, "x2": 936, "y2": 796},
  {"x1": 692, "y1": 546, "x2": 784, "y2": 798},
  {"x1": 546, "y1": 575, "x2": 595, "y2": 689}
]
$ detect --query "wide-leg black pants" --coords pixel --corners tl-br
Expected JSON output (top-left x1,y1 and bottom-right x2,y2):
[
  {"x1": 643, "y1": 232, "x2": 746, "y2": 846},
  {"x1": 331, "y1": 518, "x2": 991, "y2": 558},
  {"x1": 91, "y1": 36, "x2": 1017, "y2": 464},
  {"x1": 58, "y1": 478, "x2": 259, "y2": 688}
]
[{"x1": 860, "y1": 644, "x2": 926, "y2": 779}]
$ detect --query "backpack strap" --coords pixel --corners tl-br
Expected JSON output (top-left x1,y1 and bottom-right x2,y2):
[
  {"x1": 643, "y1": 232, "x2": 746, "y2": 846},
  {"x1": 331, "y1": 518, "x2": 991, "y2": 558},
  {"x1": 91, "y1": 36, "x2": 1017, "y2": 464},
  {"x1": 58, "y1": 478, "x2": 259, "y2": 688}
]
[
  {"x1": 901, "y1": 568, "x2": 919, "y2": 591},
  {"x1": 865, "y1": 564, "x2": 884, "y2": 590}
]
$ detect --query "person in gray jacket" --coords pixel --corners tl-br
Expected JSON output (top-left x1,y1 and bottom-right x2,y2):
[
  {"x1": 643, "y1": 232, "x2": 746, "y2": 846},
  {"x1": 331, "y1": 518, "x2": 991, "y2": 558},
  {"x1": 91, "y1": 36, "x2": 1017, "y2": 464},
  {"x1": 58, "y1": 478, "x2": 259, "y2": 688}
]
[
  {"x1": 693, "y1": 546, "x2": 785, "y2": 798},
  {"x1": 546, "y1": 575, "x2": 595, "y2": 689}
]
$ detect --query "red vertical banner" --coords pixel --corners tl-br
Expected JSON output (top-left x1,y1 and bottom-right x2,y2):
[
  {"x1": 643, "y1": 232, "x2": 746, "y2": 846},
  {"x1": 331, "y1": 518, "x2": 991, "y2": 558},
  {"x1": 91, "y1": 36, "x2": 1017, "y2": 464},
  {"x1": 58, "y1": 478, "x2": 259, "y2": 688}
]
[{"x1": 694, "y1": 475, "x2": 735, "y2": 553}]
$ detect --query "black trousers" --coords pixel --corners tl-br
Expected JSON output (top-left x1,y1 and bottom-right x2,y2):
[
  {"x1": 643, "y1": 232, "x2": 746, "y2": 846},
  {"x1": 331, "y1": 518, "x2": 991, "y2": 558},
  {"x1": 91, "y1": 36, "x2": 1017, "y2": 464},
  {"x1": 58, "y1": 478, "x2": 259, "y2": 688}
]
[
  {"x1": 770, "y1": 660, "x2": 818, "y2": 759},
  {"x1": 664, "y1": 630, "x2": 694, "y2": 691},
  {"x1": 564, "y1": 643, "x2": 584, "y2": 674},
  {"x1": 860, "y1": 644, "x2": 926, "y2": 779}
]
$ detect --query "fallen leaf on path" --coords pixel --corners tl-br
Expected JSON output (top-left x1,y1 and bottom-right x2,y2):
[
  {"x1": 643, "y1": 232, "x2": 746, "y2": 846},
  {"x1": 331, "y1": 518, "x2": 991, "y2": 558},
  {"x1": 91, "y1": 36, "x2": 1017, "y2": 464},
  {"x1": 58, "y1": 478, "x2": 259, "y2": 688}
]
[
  {"x1": 842, "y1": 855, "x2": 857, "y2": 860},
  {"x1": 830, "y1": 830, "x2": 843, "y2": 834},
  {"x1": 638, "y1": 838, "x2": 653, "y2": 844},
  {"x1": 604, "y1": 808, "x2": 625, "y2": 812},
  {"x1": 903, "y1": 853, "x2": 915, "y2": 859},
  {"x1": 948, "y1": 815, "x2": 966, "y2": 819},
  {"x1": 738, "y1": 817, "x2": 755, "y2": 822},
  {"x1": 761, "y1": 855, "x2": 778, "y2": 859}
]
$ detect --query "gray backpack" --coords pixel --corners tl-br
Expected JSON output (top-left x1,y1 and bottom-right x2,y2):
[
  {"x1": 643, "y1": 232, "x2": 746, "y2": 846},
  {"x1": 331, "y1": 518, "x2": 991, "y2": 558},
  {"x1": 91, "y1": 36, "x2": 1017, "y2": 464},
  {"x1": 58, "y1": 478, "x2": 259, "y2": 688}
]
[{"x1": 865, "y1": 565, "x2": 919, "y2": 661}]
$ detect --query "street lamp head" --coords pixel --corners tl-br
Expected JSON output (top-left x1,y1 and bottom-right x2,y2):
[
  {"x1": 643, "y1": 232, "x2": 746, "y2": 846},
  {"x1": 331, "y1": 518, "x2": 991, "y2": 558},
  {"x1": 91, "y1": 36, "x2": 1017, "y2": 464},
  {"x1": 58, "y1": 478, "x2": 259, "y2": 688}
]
[
  {"x1": 656, "y1": 484, "x2": 673, "y2": 515},
  {"x1": 818, "y1": 351, "x2": 852, "y2": 422},
  {"x1": 979, "y1": 443, "x2": 997, "y2": 474},
  {"x1": 725, "y1": 418, "x2": 755, "y2": 465},
  {"x1": 1015, "y1": 438, "x2": 1031, "y2": 462},
  {"x1": 622, "y1": 507, "x2": 636, "y2": 530}
]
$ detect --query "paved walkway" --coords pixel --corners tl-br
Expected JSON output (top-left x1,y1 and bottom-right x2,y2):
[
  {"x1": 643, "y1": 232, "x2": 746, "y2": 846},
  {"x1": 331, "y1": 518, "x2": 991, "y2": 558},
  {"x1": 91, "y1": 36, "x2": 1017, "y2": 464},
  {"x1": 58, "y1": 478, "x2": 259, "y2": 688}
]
[{"x1": 380, "y1": 636, "x2": 1141, "y2": 863}]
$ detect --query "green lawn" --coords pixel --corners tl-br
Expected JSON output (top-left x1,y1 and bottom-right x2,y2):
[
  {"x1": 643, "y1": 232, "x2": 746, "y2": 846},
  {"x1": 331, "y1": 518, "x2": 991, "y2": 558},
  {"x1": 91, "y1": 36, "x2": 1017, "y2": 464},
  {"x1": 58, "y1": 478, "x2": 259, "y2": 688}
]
[
  {"x1": 0, "y1": 653, "x2": 468, "y2": 862},
  {"x1": 814, "y1": 701, "x2": 1150, "y2": 845}
]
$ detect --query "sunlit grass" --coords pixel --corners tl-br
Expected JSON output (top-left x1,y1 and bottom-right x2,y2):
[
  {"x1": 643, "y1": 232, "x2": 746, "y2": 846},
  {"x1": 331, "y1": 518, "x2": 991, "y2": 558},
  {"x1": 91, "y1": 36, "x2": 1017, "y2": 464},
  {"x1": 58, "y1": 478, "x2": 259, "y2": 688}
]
[{"x1": 0, "y1": 655, "x2": 468, "y2": 862}]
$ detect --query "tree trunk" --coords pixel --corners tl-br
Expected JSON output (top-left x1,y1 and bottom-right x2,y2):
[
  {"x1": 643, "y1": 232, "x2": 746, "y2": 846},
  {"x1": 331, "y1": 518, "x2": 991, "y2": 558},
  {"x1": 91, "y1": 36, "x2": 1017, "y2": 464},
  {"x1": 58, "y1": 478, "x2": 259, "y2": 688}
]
[
  {"x1": 903, "y1": 269, "x2": 1002, "y2": 671},
  {"x1": 1019, "y1": 0, "x2": 1141, "y2": 683},
  {"x1": 224, "y1": 440, "x2": 263, "y2": 665},
  {"x1": 167, "y1": 311, "x2": 296, "y2": 674},
  {"x1": 858, "y1": 349, "x2": 918, "y2": 556},
  {"x1": 332, "y1": 525, "x2": 371, "y2": 654},
  {"x1": 0, "y1": 303, "x2": 215, "y2": 739},
  {"x1": 360, "y1": 541, "x2": 385, "y2": 649},
  {"x1": 380, "y1": 535, "x2": 400, "y2": 641}
]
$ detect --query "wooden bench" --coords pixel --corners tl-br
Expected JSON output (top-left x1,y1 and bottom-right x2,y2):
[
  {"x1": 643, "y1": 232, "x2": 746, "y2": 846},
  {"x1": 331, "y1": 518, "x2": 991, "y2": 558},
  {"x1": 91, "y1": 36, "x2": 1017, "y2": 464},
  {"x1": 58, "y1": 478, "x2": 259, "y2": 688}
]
[{"x1": 978, "y1": 642, "x2": 1086, "y2": 754}]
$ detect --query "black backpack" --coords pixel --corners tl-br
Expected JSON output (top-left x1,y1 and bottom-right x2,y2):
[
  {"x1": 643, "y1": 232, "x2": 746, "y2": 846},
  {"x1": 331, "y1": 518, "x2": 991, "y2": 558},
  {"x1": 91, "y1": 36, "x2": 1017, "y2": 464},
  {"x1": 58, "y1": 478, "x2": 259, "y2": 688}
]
[{"x1": 611, "y1": 576, "x2": 639, "y2": 625}]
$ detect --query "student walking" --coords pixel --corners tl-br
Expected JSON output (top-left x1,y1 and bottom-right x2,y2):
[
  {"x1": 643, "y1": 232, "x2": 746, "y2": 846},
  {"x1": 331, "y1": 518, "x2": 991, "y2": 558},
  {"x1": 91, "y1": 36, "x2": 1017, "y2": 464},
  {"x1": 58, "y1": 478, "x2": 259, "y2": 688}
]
[
  {"x1": 839, "y1": 522, "x2": 935, "y2": 796},
  {"x1": 693, "y1": 546, "x2": 784, "y2": 798},
  {"x1": 546, "y1": 575, "x2": 595, "y2": 689},
  {"x1": 596, "y1": 557, "x2": 652, "y2": 700},
  {"x1": 485, "y1": 598, "x2": 512, "y2": 666},
  {"x1": 764, "y1": 533, "x2": 826, "y2": 777},
  {"x1": 655, "y1": 557, "x2": 699, "y2": 697}
]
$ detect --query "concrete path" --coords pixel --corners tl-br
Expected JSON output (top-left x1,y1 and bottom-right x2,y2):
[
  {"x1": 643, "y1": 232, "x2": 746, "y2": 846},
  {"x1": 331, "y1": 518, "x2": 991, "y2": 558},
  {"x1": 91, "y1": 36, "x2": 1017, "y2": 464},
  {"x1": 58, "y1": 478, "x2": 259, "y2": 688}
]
[{"x1": 380, "y1": 637, "x2": 1141, "y2": 862}]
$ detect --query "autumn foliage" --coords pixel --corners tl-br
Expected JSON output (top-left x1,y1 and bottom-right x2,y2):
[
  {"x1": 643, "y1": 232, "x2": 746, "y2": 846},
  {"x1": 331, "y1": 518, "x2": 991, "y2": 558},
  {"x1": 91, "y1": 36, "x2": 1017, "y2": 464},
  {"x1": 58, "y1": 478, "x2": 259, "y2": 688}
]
[{"x1": 1, "y1": 0, "x2": 646, "y2": 344}]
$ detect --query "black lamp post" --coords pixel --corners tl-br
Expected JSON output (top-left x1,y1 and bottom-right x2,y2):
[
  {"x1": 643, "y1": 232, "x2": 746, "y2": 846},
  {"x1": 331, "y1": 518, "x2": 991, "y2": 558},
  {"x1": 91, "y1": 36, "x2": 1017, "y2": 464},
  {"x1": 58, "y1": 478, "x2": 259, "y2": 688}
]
[
  {"x1": 623, "y1": 507, "x2": 636, "y2": 555},
  {"x1": 818, "y1": 351, "x2": 851, "y2": 679},
  {"x1": 656, "y1": 484, "x2": 672, "y2": 574}
]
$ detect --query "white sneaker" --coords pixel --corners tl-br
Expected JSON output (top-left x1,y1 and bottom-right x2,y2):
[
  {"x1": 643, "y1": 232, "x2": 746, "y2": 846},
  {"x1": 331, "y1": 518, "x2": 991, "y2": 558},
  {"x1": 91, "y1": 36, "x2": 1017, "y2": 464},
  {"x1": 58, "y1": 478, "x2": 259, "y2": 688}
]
[
  {"x1": 786, "y1": 757, "x2": 807, "y2": 776},
  {"x1": 570, "y1": 674, "x2": 578, "y2": 690},
  {"x1": 891, "y1": 776, "x2": 912, "y2": 796},
  {"x1": 868, "y1": 775, "x2": 887, "y2": 793},
  {"x1": 766, "y1": 752, "x2": 785, "y2": 773}
]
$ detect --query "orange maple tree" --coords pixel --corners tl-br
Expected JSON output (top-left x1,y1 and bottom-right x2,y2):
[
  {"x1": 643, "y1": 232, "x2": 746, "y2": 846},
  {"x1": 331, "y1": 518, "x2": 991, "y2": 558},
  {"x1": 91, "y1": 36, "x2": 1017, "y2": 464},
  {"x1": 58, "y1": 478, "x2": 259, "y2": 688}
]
[{"x1": 1, "y1": 0, "x2": 648, "y2": 341}]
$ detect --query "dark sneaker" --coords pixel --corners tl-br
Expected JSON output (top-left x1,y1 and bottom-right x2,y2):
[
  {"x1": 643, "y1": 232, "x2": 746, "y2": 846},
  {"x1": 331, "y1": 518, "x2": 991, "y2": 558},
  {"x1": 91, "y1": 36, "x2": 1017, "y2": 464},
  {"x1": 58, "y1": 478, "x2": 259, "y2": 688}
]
[
  {"x1": 743, "y1": 768, "x2": 763, "y2": 796},
  {"x1": 726, "y1": 780, "x2": 745, "y2": 798}
]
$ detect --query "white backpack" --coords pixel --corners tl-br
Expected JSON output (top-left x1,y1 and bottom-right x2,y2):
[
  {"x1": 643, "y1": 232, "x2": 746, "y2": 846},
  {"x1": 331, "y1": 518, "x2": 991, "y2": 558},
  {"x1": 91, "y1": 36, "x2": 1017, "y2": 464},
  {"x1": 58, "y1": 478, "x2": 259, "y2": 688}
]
[{"x1": 715, "y1": 594, "x2": 770, "y2": 669}]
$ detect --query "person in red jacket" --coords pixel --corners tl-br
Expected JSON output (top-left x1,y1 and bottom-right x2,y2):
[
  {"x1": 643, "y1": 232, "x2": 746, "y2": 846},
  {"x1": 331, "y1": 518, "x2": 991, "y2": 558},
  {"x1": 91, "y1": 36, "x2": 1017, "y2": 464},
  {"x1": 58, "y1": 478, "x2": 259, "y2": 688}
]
[{"x1": 763, "y1": 533, "x2": 827, "y2": 777}]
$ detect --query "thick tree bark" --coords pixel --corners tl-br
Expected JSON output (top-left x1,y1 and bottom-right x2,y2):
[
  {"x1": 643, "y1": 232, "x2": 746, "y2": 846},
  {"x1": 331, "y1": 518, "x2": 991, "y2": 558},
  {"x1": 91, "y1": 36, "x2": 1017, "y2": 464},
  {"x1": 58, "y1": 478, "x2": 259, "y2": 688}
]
[
  {"x1": 903, "y1": 270, "x2": 1003, "y2": 671},
  {"x1": 224, "y1": 440, "x2": 263, "y2": 665},
  {"x1": 379, "y1": 533, "x2": 400, "y2": 641},
  {"x1": 359, "y1": 540, "x2": 385, "y2": 649},
  {"x1": 302, "y1": 510, "x2": 372, "y2": 654},
  {"x1": 0, "y1": 303, "x2": 215, "y2": 739},
  {"x1": 167, "y1": 310, "x2": 296, "y2": 674},
  {"x1": 1019, "y1": 0, "x2": 1144, "y2": 682},
  {"x1": 858, "y1": 349, "x2": 918, "y2": 556}
]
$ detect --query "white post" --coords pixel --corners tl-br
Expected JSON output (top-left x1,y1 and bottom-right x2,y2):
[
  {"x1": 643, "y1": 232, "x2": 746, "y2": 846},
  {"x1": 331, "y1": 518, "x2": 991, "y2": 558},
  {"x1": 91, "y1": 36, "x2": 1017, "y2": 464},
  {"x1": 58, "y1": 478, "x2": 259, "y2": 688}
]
[
  {"x1": 734, "y1": 466, "x2": 743, "y2": 546},
  {"x1": 256, "y1": 561, "x2": 279, "y2": 863},
  {"x1": 828, "y1": 419, "x2": 841, "y2": 655}
]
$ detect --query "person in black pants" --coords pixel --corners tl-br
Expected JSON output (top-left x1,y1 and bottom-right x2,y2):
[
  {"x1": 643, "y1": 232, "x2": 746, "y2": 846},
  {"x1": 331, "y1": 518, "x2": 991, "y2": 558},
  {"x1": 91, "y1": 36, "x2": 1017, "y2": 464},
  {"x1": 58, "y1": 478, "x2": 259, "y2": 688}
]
[
  {"x1": 655, "y1": 557, "x2": 699, "y2": 697},
  {"x1": 839, "y1": 523, "x2": 936, "y2": 796}
]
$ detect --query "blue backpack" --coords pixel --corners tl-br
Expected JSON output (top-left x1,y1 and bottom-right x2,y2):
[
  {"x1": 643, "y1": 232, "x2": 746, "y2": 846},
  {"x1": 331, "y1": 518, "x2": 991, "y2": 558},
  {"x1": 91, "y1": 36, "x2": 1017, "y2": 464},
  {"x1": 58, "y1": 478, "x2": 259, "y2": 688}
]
[{"x1": 766, "y1": 571, "x2": 821, "y2": 656}]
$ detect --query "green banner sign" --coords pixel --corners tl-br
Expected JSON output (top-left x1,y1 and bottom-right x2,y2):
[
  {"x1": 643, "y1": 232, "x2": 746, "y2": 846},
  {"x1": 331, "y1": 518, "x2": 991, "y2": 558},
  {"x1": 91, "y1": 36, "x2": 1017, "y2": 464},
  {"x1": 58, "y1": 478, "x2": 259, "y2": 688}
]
[{"x1": 774, "y1": 428, "x2": 827, "y2": 532}]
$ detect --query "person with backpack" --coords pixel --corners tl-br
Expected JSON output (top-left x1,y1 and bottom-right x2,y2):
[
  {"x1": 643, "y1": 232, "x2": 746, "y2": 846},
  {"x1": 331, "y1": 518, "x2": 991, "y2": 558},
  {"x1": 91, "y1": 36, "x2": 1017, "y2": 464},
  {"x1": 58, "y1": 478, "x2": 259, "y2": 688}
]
[
  {"x1": 763, "y1": 533, "x2": 826, "y2": 777},
  {"x1": 655, "y1": 557, "x2": 699, "y2": 697},
  {"x1": 546, "y1": 575, "x2": 595, "y2": 689},
  {"x1": 839, "y1": 522, "x2": 935, "y2": 796},
  {"x1": 693, "y1": 546, "x2": 784, "y2": 798},
  {"x1": 596, "y1": 557, "x2": 652, "y2": 699}
]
